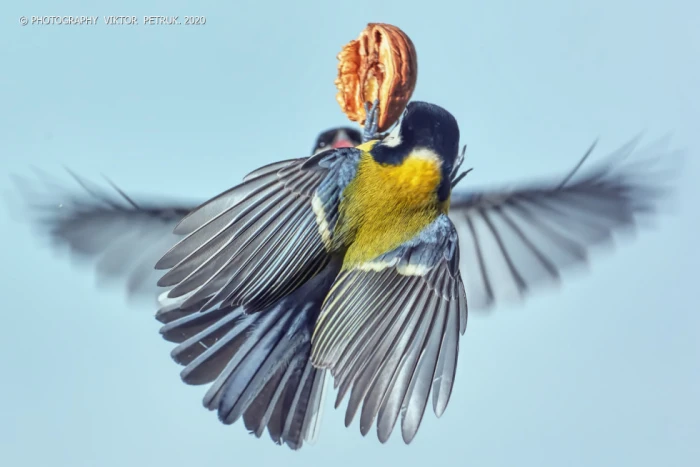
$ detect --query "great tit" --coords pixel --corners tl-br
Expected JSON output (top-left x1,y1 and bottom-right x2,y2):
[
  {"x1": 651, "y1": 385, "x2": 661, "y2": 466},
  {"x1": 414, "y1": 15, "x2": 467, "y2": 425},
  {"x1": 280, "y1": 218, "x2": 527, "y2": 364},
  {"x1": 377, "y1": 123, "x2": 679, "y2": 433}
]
[
  {"x1": 313, "y1": 127, "x2": 362, "y2": 152},
  {"x1": 15, "y1": 102, "x2": 675, "y2": 450}
]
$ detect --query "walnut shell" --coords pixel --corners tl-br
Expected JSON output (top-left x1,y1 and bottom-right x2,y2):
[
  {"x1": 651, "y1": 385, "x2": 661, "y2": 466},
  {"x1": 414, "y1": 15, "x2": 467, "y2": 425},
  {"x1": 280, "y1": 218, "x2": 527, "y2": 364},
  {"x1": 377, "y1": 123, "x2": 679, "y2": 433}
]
[{"x1": 335, "y1": 23, "x2": 418, "y2": 133}]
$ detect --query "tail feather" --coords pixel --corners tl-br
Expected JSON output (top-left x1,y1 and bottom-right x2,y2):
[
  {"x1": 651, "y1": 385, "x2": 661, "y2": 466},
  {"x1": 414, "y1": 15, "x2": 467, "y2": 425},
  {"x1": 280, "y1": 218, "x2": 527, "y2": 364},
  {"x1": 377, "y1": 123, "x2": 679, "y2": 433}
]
[{"x1": 156, "y1": 257, "x2": 341, "y2": 450}]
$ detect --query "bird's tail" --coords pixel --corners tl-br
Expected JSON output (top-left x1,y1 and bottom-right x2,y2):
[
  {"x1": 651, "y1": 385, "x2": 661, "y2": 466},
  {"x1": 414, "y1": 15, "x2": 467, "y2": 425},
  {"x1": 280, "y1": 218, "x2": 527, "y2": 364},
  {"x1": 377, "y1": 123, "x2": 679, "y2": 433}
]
[{"x1": 155, "y1": 256, "x2": 342, "y2": 450}]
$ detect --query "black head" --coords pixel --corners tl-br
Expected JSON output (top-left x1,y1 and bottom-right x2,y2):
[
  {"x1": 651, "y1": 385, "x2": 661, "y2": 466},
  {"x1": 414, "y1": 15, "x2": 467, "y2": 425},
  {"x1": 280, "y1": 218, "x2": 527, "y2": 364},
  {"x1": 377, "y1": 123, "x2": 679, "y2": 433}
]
[
  {"x1": 372, "y1": 101, "x2": 461, "y2": 175},
  {"x1": 312, "y1": 127, "x2": 363, "y2": 155}
]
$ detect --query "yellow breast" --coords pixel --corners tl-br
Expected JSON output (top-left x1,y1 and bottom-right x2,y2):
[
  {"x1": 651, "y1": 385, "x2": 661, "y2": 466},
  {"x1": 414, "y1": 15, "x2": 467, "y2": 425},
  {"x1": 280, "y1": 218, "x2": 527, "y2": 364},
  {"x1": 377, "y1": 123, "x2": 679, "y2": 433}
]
[{"x1": 335, "y1": 145, "x2": 449, "y2": 268}]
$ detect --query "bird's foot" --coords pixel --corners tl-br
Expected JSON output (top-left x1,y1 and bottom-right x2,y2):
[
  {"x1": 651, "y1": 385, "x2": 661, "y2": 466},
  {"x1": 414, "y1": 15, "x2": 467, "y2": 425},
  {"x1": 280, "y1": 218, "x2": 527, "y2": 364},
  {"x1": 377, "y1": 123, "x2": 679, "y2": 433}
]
[{"x1": 362, "y1": 99, "x2": 381, "y2": 143}]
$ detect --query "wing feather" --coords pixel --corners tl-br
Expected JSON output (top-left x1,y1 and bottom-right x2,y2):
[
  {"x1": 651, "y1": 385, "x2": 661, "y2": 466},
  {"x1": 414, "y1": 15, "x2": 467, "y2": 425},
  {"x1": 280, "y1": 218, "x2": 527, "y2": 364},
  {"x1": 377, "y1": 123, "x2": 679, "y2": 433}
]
[
  {"x1": 310, "y1": 215, "x2": 467, "y2": 443},
  {"x1": 151, "y1": 148, "x2": 361, "y2": 449},
  {"x1": 449, "y1": 137, "x2": 679, "y2": 310},
  {"x1": 155, "y1": 148, "x2": 361, "y2": 313},
  {"x1": 12, "y1": 169, "x2": 197, "y2": 302},
  {"x1": 158, "y1": 294, "x2": 328, "y2": 450}
]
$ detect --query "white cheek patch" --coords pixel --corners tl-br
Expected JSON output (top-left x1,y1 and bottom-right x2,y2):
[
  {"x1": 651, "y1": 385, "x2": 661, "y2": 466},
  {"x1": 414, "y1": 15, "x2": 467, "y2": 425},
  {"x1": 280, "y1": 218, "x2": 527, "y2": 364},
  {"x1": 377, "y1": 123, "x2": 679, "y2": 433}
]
[
  {"x1": 382, "y1": 124, "x2": 402, "y2": 147},
  {"x1": 409, "y1": 147, "x2": 442, "y2": 166}
]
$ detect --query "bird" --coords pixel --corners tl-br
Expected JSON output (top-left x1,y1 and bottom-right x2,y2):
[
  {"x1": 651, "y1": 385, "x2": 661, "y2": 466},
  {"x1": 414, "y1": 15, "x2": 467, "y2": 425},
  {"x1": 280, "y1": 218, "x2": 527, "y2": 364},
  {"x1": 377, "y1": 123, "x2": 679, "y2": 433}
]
[
  {"x1": 14, "y1": 127, "x2": 362, "y2": 303},
  {"x1": 13, "y1": 101, "x2": 676, "y2": 450},
  {"x1": 312, "y1": 126, "x2": 362, "y2": 152}
]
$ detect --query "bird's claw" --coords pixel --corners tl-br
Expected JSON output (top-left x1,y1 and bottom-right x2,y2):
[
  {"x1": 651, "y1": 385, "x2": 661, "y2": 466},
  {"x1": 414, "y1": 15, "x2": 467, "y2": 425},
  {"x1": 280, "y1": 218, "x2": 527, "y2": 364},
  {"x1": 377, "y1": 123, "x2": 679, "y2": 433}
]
[{"x1": 362, "y1": 99, "x2": 381, "y2": 143}]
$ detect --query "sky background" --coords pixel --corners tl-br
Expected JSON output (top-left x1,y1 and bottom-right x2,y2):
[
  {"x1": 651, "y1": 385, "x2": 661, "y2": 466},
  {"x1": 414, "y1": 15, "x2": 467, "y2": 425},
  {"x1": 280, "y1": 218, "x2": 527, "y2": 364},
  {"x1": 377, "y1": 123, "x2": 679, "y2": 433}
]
[{"x1": 1, "y1": 1, "x2": 699, "y2": 466}]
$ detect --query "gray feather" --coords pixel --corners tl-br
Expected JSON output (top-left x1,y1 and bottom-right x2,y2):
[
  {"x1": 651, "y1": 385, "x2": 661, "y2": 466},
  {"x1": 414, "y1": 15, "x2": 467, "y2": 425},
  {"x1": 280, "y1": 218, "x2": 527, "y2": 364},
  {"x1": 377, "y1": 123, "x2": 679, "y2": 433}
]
[{"x1": 449, "y1": 137, "x2": 680, "y2": 310}]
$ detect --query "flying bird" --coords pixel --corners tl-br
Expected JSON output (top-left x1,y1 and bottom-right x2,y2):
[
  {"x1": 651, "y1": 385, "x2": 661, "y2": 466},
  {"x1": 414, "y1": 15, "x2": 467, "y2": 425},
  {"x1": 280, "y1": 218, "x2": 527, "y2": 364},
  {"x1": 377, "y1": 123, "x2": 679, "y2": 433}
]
[{"x1": 14, "y1": 103, "x2": 675, "y2": 449}]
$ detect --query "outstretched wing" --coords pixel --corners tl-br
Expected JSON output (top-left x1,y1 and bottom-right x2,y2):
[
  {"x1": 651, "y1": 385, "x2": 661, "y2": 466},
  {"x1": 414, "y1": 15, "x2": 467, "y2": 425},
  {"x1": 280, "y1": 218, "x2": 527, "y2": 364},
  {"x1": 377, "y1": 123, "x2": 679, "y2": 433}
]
[
  {"x1": 153, "y1": 148, "x2": 361, "y2": 449},
  {"x1": 448, "y1": 137, "x2": 679, "y2": 310},
  {"x1": 155, "y1": 148, "x2": 361, "y2": 313},
  {"x1": 12, "y1": 170, "x2": 198, "y2": 302},
  {"x1": 310, "y1": 215, "x2": 468, "y2": 444}
]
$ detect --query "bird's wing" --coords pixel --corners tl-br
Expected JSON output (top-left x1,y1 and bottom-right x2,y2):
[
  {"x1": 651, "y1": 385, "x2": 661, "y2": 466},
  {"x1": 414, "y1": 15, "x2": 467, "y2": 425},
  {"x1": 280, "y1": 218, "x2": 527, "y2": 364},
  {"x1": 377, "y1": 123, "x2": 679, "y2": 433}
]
[
  {"x1": 448, "y1": 137, "x2": 679, "y2": 311},
  {"x1": 154, "y1": 148, "x2": 362, "y2": 449},
  {"x1": 156, "y1": 288, "x2": 330, "y2": 450},
  {"x1": 155, "y1": 148, "x2": 361, "y2": 313},
  {"x1": 12, "y1": 170, "x2": 199, "y2": 302},
  {"x1": 310, "y1": 214, "x2": 468, "y2": 444}
]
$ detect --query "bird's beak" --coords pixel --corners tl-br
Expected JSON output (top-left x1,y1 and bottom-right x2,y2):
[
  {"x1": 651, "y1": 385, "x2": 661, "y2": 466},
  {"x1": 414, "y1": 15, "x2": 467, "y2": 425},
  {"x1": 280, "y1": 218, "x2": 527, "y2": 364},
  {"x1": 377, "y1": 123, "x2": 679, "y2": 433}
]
[{"x1": 331, "y1": 130, "x2": 355, "y2": 149}]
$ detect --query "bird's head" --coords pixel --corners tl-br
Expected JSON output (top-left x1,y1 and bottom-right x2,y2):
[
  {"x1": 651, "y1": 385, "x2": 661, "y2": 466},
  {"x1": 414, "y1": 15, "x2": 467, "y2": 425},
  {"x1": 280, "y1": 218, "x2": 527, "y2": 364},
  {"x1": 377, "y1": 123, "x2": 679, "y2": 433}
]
[
  {"x1": 312, "y1": 127, "x2": 363, "y2": 155},
  {"x1": 371, "y1": 101, "x2": 461, "y2": 201}
]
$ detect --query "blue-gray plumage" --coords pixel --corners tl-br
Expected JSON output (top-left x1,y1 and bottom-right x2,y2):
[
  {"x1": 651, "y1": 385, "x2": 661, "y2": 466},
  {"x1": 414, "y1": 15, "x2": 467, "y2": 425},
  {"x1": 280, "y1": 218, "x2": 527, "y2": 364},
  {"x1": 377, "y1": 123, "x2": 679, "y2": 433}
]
[
  {"x1": 13, "y1": 128, "x2": 364, "y2": 450},
  {"x1": 12, "y1": 103, "x2": 678, "y2": 449}
]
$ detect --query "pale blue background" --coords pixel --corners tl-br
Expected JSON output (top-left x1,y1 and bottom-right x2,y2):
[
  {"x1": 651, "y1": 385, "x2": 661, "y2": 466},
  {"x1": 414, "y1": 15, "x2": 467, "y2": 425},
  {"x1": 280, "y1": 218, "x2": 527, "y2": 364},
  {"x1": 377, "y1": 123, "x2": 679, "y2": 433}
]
[{"x1": 1, "y1": 1, "x2": 698, "y2": 466}]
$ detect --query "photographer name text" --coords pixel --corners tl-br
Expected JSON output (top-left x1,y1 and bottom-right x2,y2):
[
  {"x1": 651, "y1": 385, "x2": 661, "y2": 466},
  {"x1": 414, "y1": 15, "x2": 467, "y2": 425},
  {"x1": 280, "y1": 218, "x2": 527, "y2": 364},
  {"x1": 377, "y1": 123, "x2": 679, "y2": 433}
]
[{"x1": 19, "y1": 16, "x2": 207, "y2": 26}]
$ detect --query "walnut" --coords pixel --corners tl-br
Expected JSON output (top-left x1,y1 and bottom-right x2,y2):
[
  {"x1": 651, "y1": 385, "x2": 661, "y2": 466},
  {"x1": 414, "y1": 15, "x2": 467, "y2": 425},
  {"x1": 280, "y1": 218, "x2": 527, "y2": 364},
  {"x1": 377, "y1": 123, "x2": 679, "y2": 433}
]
[{"x1": 335, "y1": 23, "x2": 418, "y2": 133}]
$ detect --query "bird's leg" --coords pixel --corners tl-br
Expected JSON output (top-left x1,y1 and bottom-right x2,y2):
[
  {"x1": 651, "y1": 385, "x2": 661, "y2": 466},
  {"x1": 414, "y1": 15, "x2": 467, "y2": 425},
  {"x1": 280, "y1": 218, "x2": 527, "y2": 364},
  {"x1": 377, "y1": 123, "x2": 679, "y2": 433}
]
[{"x1": 362, "y1": 99, "x2": 381, "y2": 143}]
